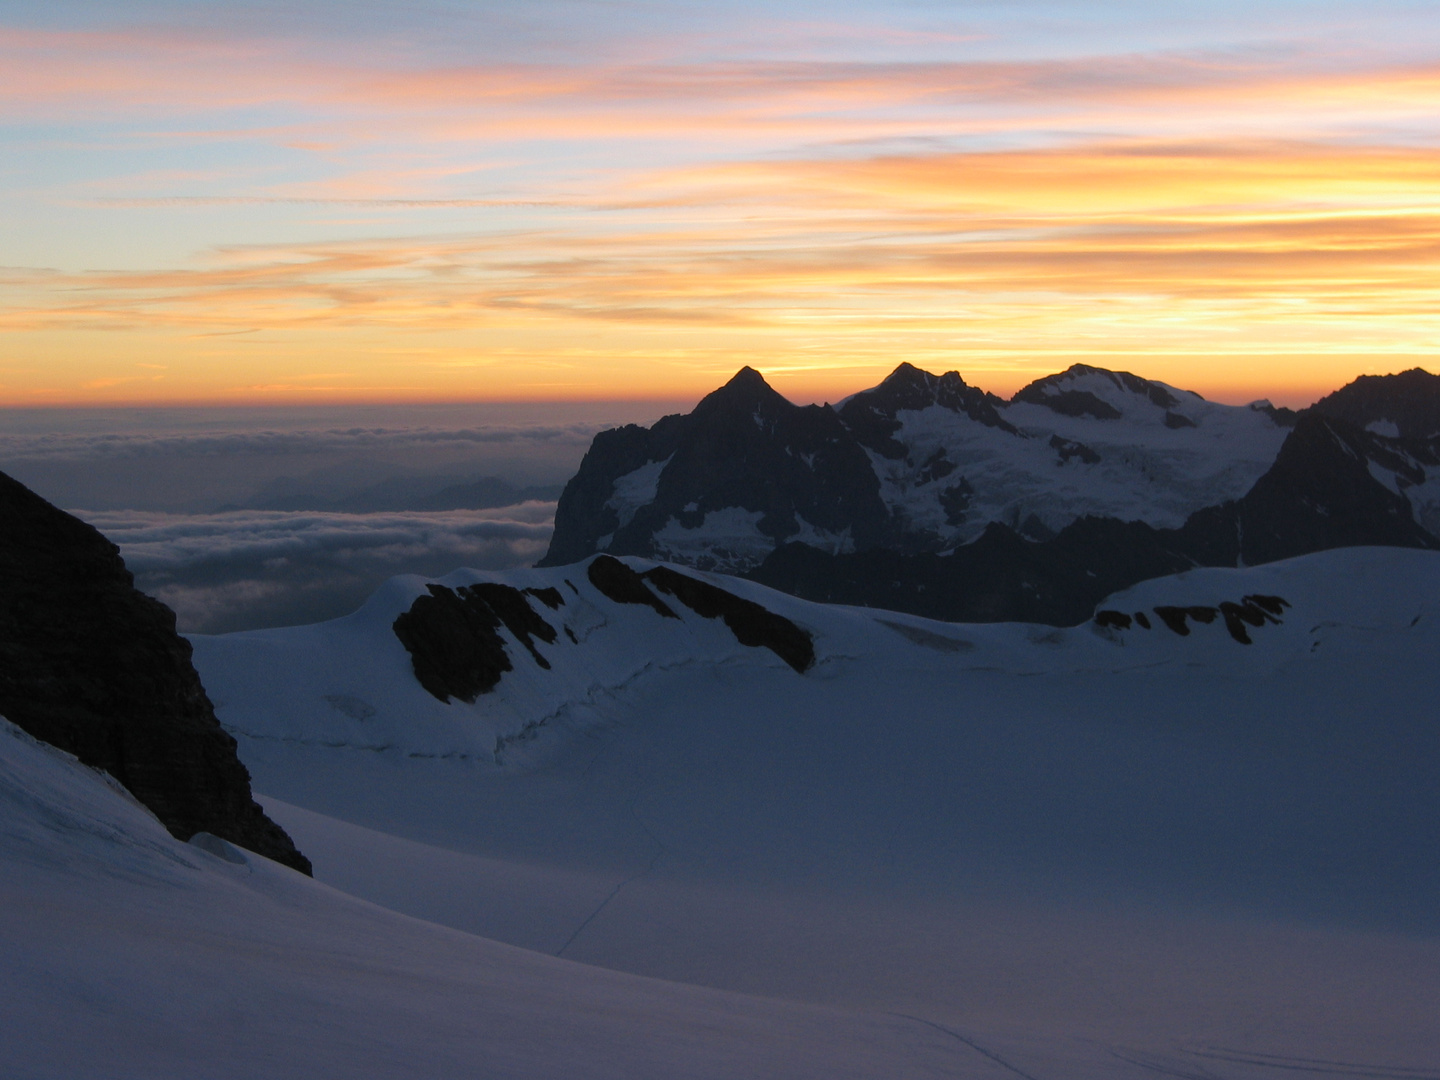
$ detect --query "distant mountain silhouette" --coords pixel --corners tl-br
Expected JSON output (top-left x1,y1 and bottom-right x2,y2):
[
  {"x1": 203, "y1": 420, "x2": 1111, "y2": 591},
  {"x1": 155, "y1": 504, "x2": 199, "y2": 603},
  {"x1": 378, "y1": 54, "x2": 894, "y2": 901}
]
[
  {"x1": 540, "y1": 367, "x2": 890, "y2": 568},
  {"x1": 541, "y1": 363, "x2": 1440, "y2": 624}
]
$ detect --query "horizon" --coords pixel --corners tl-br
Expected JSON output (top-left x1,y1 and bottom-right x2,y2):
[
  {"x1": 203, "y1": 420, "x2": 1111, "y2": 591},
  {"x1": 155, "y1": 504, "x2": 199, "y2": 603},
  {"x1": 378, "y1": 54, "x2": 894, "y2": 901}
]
[
  {"x1": 5, "y1": 1, "x2": 1440, "y2": 408},
  {"x1": 0, "y1": 358, "x2": 1427, "y2": 418}
]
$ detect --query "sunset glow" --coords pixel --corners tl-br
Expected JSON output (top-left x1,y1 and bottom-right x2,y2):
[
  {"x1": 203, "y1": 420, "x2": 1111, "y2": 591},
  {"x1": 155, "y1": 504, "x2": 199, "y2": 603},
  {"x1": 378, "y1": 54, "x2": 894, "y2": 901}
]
[{"x1": 3, "y1": 2, "x2": 1439, "y2": 406}]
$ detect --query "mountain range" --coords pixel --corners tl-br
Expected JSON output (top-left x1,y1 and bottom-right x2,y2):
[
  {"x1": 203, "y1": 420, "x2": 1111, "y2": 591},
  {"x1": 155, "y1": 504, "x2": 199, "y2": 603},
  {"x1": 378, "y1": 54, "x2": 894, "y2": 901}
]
[{"x1": 542, "y1": 363, "x2": 1440, "y2": 622}]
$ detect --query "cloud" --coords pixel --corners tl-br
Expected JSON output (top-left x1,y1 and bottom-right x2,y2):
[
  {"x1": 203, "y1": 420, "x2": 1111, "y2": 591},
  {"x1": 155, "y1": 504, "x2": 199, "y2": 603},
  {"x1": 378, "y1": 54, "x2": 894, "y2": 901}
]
[
  {"x1": 6, "y1": 22, "x2": 1439, "y2": 133},
  {"x1": 7, "y1": 10, "x2": 1440, "y2": 405},
  {"x1": 8, "y1": 140, "x2": 1440, "y2": 348},
  {"x1": 81, "y1": 505, "x2": 556, "y2": 634},
  {"x1": 0, "y1": 423, "x2": 603, "y2": 461}
]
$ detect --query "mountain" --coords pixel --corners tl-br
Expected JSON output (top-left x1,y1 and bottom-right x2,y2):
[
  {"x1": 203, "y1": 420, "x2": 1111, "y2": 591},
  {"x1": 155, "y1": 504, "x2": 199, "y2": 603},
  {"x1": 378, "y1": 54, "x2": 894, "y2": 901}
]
[
  {"x1": 1308, "y1": 367, "x2": 1440, "y2": 439},
  {"x1": 753, "y1": 412, "x2": 1440, "y2": 623},
  {"x1": 541, "y1": 367, "x2": 890, "y2": 570},
  {"x1": 542, "y1": 364, "x2": 1440, "y2": 621},
  {"x1": 541, "y1": 362, "x2": 1295, "y2": 572},
  {"x1": 0, "y1": 469, "x2": 309, "y2": 873},
  {"x1": 172, "y1": 547, "x2": 1440, "y2": 1076}
]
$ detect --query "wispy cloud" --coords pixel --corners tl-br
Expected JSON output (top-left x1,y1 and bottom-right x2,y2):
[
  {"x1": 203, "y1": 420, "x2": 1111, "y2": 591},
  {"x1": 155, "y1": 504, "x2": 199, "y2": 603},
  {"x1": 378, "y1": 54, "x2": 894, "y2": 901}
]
[
  {"x1": 5, "y1": 7, "x2": 1440, "y2": 404},
  {"x1": 6, "y1": 139, "x2": 1440, "y2": 399}
]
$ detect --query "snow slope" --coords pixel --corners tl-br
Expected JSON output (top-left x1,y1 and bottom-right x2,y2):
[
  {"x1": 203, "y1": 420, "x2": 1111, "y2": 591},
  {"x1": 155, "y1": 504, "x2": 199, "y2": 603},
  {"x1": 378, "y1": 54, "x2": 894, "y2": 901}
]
[
  {"x1": 183, "y1": 548, "x2": 1440, "y2": 1077},
  {"x1": 885, "y1": 380, "x2": 1287, "y2": 543},
  {"x1": 0, "y1": 717, "x2": 1013, "y2": 1079},
  {"x1": 858, "y1": 371, "x2": 1290, "y2": 550}
]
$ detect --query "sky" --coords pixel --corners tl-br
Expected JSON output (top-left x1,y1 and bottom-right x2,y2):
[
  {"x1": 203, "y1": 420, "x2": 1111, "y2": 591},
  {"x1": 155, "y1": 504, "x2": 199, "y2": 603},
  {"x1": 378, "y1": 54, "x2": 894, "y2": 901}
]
[{"x1": 4, "y1": 0, "x2": 1440, "y2": 408}]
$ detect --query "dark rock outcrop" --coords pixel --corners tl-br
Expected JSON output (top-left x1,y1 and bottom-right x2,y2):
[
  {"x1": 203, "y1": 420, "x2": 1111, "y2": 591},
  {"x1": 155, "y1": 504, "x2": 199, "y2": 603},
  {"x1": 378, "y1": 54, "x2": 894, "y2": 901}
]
[
  {"x1": 643, "y1": 565, "x2": 814, "y2": 673},
  {"x1": 1163, "y1": 411, "x2": 1196, "y2": 429},
  {"x1": 393, "y1": 582, "x2": 559, "y2": 703},
  {"x1": 588, "y1": 556, "x2": 813, "y2": 671},
  {"x1": 0, "y1": 470, "x2": 310, "y2": 873},
  {"x1": 396, "y1": 556, "x2": 813, "y2": 705},
  {"x1": 1098, "y1": 594, "x2": 1289, "y2": 645},
  {"x1": 587, "y1": 555, "x2": 677, "y2": 619},
  {"x1": 1050, "y1": 435, "x2": 1101, "y2": 465},
  {"x1": 1307, "y1": 367, "x2": 1440, "y2": 439}
]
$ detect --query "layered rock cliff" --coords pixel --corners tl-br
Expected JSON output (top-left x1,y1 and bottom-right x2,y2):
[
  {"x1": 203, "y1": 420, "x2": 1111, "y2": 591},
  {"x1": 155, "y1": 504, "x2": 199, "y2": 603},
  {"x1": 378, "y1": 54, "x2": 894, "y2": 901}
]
[{"x1": 0, "y1": 470, "x2": 310, "y2": 873}]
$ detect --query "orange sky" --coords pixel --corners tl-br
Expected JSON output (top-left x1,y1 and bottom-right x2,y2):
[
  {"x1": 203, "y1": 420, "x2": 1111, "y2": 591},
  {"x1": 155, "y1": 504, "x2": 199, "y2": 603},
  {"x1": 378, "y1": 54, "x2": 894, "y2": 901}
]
[{"x1": 2, "y1": 5, "x2": 1438, "y2": 408}]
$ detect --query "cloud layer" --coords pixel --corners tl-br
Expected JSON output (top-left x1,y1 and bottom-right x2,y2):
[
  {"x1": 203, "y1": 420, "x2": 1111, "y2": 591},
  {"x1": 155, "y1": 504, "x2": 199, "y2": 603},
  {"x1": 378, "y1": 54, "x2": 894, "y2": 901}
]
[
  {"x1": 86, "y1": 505, "x2": 555, "y2": 634},
  {"x1": 0, "y1": 421, "x2": 603, "y2": 461}
]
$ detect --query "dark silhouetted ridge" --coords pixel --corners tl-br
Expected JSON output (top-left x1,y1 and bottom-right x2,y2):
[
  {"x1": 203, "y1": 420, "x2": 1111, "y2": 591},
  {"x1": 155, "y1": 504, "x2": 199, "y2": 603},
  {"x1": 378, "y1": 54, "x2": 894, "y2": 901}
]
[{"x1": 0, "y1": 470, "x2": 310, "y2": 873}]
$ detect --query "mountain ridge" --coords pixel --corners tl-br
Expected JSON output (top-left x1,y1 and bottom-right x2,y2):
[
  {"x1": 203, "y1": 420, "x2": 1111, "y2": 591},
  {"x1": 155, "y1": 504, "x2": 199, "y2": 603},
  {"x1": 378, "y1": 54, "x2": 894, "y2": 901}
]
[{"x1": 541, "y1": 363, "x2": 1440, "y2": 618}]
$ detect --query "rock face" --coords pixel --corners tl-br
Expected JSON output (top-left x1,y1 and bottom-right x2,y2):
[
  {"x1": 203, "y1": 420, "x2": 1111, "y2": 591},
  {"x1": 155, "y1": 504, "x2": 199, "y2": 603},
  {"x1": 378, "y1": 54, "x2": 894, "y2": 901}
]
[
  {"x1": 1179, "y1": 413, "x2": 1440, "y2": 565},
  {"x1": 0, "y1": 470, "x2": 310, "y2": 873},
  {"x1": 1096, "y1": 594, "x2": 1289, "y2": 645},
  {"x1": 392, "y1": 582, "x2": 562, "y2": 704},
  {"x1": 541, "y1": 367, "x2": 890, "y2": 572},
  {"x1": 1307, "y1": 367, "x2": 1440, "y2": 439},
  {"x1": 541, "y1": 362, "x2": 1292, "y2": 572},
  {"x1": 751, "y1": 414, "x2": 1440, "y2": 626}
]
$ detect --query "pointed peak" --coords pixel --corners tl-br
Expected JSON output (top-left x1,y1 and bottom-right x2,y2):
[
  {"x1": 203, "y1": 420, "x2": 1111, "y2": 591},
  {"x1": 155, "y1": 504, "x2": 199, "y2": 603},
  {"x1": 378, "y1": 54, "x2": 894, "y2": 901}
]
[
  {"x1": 725, "y1": 365, "x2": 768, "y2": 388},
  {"x1": 695, "y1": 366, "x2": 793, "y2": 415},
  {"x1": 882, "y1": 361, "x2": 931, "y2": 381}
]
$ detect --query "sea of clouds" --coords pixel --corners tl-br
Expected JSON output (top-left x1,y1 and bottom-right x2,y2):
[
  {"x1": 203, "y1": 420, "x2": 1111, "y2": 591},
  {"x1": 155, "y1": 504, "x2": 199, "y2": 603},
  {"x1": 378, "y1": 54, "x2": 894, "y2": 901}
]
[
  {"x1": 0, "y1": 401, "x2": 680, "y2": 632},
  {"x1": 88, "y1": 504, "x2": 555, "y2": 634}
]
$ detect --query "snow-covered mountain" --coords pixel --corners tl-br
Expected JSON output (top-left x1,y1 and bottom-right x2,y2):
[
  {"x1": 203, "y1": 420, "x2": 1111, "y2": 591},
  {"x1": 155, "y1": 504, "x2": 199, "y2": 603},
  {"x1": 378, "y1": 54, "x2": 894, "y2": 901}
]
[
  {"x1": 755, "y1": 410, "x2": 1440, "y2": 623},
  {"x1": 174, "y1": 547, "x2": 1440, "y2": 1078},
  {"x1": 540, "y1": 363, "x2": 1440, "y2": 622},
  {"x1": 542, "y1": 362, "x2": 1304, "y2": 573}
]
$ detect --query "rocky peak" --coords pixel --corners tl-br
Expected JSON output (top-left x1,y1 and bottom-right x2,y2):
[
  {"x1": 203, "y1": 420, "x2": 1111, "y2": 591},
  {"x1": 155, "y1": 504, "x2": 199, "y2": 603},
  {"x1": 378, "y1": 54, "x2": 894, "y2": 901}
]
[
  {"x1": 838, "y1": 362, "x2": 1017, "y2": 459},
  {"x1": 540, "y1": 368, "x2": 890, "y2": 571},
  {"x1": 1012, "y1": 363, "x2": 1184, "y2": 420},
  {"x1": 693, "y1": 365, "x2": 791, "y2": 417},
  {"x1": 1307, "y1": 367, "x2": 1440, "y2": 439}
]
